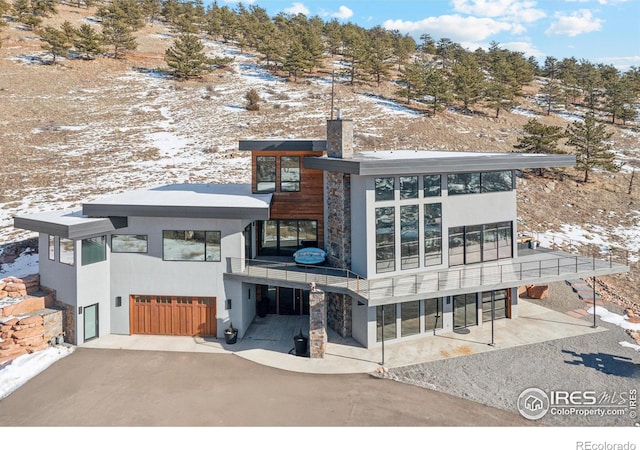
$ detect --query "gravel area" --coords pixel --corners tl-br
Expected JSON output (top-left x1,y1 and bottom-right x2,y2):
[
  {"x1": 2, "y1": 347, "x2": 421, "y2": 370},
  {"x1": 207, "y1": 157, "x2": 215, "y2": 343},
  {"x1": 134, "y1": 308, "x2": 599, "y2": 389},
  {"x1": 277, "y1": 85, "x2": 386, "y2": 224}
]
[{"x1": 375, "y1": 281, "x2": 640, "y2": 426}]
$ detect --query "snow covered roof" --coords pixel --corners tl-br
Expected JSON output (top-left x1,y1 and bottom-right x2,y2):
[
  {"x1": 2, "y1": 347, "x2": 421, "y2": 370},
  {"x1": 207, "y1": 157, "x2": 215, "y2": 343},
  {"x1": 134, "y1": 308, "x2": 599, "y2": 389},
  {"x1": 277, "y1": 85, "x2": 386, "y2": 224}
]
[
  {"x1": 82, "y1": 183, "x2": 272, "y2": 220},
  {"x1": 304, "y1": 151, "x2": 576, "y2": 176}
]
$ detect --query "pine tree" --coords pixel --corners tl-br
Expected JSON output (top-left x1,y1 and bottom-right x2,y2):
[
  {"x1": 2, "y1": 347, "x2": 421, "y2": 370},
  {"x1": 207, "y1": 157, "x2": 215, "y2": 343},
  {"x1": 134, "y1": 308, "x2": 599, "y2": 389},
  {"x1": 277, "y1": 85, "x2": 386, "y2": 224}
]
[
  {"x1": 396, "y1": 57, "x2": 428, "y2": 104},
  {"x1": 341, "y1": 23, "x2": 368, "y2": 85},
  {"x1": 74, "y1": 23, "x2": 103, "y2": 59},
  {"x1": 566, "y1": 113, "x2": 618, "y2": 183},
  {"x1": 366, "y1": 26, "x2": 394, "y2": 86},
  {"x1": 102, "y1": 19, "x2": 137, "y2": 59},
  {"x1": 603, "y1": 75, "x2": 634, "y2": 124},
  {"x1": 282, "y1": 39, "x2": 306, "y2": 82},
  {"x1": 514, "y1": 119, "x2": 565, "y2": 175},
  {"x1": 451, "y1": 52, "x2": 484, "y2": 111},
  {"x1": 38, "y1": 26, "x2": 72, "y2": 64},
  {"x1": 484, "y1": 79, "x2": 515, "y2": 118},
  {"x1": 165, "y1": 32, "x2": 212, "y2": 79},
  {"x1": 539, "y1": 79, "x2": 563, "y2": 116},
  {"x1": 0, "y1": 0, "x2": 7, "y2": 48},
  {"x1": 60, "y1": 20, "x2": 76, "y2": 42},
  {"x1": 98, "y1": 0, "x2": 145, "y2": 31},
  {"x1": 423, "y1": 66, "x2": 452, "y2": 115}
]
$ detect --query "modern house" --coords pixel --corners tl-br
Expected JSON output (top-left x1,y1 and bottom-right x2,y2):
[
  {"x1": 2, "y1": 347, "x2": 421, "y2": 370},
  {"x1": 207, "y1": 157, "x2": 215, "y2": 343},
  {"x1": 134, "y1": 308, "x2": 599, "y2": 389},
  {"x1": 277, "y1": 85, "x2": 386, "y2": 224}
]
[{"x1": 13, "y1": 118, "x2": 629, "y2": 355}]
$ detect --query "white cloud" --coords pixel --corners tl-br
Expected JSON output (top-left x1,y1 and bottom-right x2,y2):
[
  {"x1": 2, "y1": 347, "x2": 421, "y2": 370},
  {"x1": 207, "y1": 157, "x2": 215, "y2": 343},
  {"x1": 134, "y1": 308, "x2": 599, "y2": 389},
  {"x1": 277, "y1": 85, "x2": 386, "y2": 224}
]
[
  {"x1": 283, "y1": 2, "x2": 310, "y2": 16},
  {"x1": 451, "y1": 0, "x2": 546, "y2": 22},
  {"x1": 332, "y1": 5, "x2": 353, "y2": 20},
  {"x1": 593, "y1": 55, "x2": 640, "y2": 72},
  {"x1": 383, "y1": 14, "x2": 518, "y2": 42},
  {"x1": 545, "y1": 9, "x2": 603, "y2": 37},
  {"x1": 223, "y1": 0, "x2": 256, "y2": 4},
  {"x1": 564, "y1": 0, "x2": 631, "y2": 4}
]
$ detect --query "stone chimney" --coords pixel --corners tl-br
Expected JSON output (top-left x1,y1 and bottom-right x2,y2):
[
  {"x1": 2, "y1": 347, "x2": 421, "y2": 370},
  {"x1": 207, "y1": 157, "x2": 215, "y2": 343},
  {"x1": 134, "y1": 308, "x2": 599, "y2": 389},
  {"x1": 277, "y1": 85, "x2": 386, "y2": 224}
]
[{"x1": 326, "y1": 111, "x2": 353, "y2": 159}]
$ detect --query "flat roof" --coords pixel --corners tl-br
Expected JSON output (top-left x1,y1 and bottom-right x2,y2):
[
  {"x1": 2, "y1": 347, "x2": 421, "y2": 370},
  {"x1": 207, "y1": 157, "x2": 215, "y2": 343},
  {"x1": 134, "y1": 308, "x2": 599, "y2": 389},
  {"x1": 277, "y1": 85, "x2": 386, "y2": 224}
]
[
  {"x1": 304, "y1": 151, "x2": 576, "y2": 175},
  {"x1": 82, "y1": 184, "x2": 272, "y2": 220},
  {"x1": 14, "y1": 210, "x2": 125, "y2": 240},
  {"x1": 238, "y1": 140, "x2": 326, "y2": 152}
]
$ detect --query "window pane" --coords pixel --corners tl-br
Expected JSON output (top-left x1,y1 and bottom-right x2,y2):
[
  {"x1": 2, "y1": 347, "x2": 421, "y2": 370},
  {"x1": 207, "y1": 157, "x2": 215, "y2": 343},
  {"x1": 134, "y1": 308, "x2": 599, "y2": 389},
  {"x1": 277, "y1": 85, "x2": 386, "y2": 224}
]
[
  {"x1": 376, "y1": 207, "x2": 395, "y2": 273},
  {"x1": 376, "y1": 304, "x2": 396, "y2": 342},
  {"x1": 298, "y1": 220, "x2": 318, "y2": 248},
  {"x1": 281, "y1": 156, "x2": 300, "y2": 192},
  {"x1": 259, "y1": 220, "x2": 278, "y2": 256},
  {"x1": 401, "y1": 301, "x2": 420, "y2": 337},
  {"x1": 424, "y1": 297, "x2": 443, "y2": 332},
  {"x1": 482, "y1": 290, "x2": 508, "y2": 322},
  {"x1": 82, "y1": 236, "x2": 106, "y2": 266},
  {"x1": 256, "y1": 156, "x2": 276, "y2": 192},
  {"x1": 465, "y1": 225, "x2": 482, "y2": 264},
  {"x1": 448, "y1": 173, "x2": 480, "y2": 195},
  {"x1": 279, "y1": 220, "x2": 298, "y2": 256},
  {"x1": 375, "y1": 177, "x2": 394, "y2": 201},
  {"x1": 497, "y1": 222, "x2": 513, "y2": 259},
  {"x1": 481, "y1": 171, "x2": 512, "y2": 193},
  {"x1": 423, "y1": 175, "x2": 441, "y2": 197},
  {"x1": 482, "y1": 224, "x2": 498, "y2": 262},
  {"x1": 448, "y1": 226, "x2": 464, "y2": 266},
  {"x1": 205, "y1": 231, "x2": 221, "y2": 261},
  {"x1": 163, "y1": 230, "x2": 205, "y2": 261},
  {"x1": 424, "y1": 203, "x2": 442, "y2": 266},
  {"x1": 401, "y1": 205, "x2": 419, "y2": 270},
  {"x1": 399, "y1": 176, "x2": 418, "y2": 199},
  {"x1": 59, "y1": 238, "x2": 74, "y2": 266},
  {"x1": 112, "y1": 235, "x2": 148, "y2": 253},
  {"x1": 48, "y1": 235, "x2": 55, "y2": 260}
]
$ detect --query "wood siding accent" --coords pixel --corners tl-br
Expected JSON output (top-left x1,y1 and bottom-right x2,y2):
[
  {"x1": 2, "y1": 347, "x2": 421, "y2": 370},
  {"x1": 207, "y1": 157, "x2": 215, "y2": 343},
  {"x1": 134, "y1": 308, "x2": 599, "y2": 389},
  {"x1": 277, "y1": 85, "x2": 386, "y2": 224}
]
[
  {"x1": 251, "y1": 150, "x2": 325, "y2": 247},
  {"x1": 130, "y1": 295, "x2": 216, "y2": 336}
]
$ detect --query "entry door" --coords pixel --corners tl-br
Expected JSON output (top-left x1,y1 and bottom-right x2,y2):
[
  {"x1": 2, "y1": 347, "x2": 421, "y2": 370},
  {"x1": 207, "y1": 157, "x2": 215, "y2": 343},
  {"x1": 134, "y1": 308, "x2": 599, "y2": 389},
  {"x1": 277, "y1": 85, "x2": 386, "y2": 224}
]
[
  {"x1": 84, "y1": 303, "x2": 99, "y2": 342},
  {"x1": 453, "y1": 294, "x2": 477, "y2": 329}
]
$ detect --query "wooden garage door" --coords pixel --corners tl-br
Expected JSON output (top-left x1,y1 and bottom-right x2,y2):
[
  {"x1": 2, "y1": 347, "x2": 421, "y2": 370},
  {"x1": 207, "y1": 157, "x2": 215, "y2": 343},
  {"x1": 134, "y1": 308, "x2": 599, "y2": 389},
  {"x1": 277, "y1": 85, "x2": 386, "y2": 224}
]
[{"x1": 130, "y1": 295, "x2": 216, "y2": 336}]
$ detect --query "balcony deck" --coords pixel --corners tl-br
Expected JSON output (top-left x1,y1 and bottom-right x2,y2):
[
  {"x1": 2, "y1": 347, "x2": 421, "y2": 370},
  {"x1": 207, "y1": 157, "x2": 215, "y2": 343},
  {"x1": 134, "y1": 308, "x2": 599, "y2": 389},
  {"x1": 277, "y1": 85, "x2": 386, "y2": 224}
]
[{"x1": 225, "y1": 248, "x2": 628, "y2": 306}]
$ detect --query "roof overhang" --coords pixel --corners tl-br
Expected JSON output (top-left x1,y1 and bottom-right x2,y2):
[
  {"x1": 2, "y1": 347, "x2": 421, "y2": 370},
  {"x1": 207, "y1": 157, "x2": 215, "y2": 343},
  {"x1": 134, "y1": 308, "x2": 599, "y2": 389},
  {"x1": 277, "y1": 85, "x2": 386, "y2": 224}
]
[
  {"x1": 14, "y1": 211, "x2": 127, "y2": 240},
  {"x1": 239, "y1": 140, "x2": 326, "y2": 152},
  {"x1": 304, "y1": 152, "x2": 576, "y2": 175}
]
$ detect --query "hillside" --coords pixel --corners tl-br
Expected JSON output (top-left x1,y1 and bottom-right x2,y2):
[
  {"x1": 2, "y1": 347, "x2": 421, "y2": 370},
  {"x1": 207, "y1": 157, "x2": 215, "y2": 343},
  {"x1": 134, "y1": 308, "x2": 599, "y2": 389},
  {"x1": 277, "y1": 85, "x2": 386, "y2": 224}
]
[{"x1": 0, "y1": 4, "x2": 639, "y2": 302}]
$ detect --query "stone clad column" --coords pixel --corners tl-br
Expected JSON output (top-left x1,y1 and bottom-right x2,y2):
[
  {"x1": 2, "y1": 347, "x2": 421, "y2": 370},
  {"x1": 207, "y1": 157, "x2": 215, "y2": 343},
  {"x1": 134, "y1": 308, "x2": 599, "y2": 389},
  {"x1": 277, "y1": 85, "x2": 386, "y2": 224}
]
[{"x1": 309, "y1": 285, "x2": 327, "y2": 359}]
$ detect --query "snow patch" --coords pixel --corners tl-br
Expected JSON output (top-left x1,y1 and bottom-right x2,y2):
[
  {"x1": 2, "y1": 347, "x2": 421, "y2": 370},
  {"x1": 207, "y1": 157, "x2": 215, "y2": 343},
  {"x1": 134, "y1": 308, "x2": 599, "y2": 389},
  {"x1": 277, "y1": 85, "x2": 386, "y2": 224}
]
[
  {"x1": 619, "y1": 341, "x2": 640, "y2": 351},
  {"x1": 587, "y1": 306, "x2": 640, "y2": 331}
]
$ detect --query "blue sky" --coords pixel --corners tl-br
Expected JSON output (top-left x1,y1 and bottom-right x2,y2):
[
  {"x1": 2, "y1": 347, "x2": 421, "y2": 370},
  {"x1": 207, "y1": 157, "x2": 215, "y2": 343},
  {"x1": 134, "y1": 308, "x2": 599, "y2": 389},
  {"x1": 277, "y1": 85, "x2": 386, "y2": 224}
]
[{"x1": 219, "y1": 0, "x2": 640, "y2": 71}]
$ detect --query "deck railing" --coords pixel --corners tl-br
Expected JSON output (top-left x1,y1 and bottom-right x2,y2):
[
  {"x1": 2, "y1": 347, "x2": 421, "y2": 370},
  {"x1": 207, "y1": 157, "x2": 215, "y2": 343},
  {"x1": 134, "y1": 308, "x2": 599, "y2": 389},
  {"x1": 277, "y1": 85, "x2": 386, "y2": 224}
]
[{"x1": 226, "y1": 250, "x2": 627, "y2": 301}]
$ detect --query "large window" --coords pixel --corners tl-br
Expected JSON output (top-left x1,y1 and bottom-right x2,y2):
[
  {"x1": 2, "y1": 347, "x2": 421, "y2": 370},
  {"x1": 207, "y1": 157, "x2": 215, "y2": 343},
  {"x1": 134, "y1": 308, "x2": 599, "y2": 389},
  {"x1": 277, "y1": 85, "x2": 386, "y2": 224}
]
[
  {"x1": 481, "y1": 171, "x2": 513, "y2": 193},
  {"x1": 424, "y1": 298, "x2": 444, "y2": 332},
  {"x1": 163, "y1": 231, "x2": 221, "y2": 261},
  {"x1": 448, "y1": 173, "x2": 480, "y2": 195},
  {"x1": 258, "y1": 220, "x2": 317, "y2": 256},
  {"x1": 399, "y1": 176, "x2": 418, "y2": 199},
  {"x1": 376, "y1": 304, "x2": 396, "y2": 342},
  {"x1": 448, "y1": 222, "x2": 512, "y2": 266},
  {"x1": 280, "y1": 156, "x2": 300, "y2": 192},
  {"x1": 59, "y1": 238, "x2": 74, "y2": 266},
  {"x1": 482, "y1": 290, "x2": 508, "y2": 322},
  {"x1": 423, "y1": 175, "x2": 441, "y2": 197},
  {"x1": 424, "y1": 203, "x2": 442, "y2": 267},
  {"x1": 375, "y1": 207, "x2": 395, "y2": 273},
  {"x1": 401, "y1": 301, "x2": 420, "y2": 337},
  {"x1": 48, "y1": 235, "x2": 55, "y2": 260},
  {"x1": 256, "y1": 156, "x2": 276, "y2": 193},
  {"x1": 375, "y1": 177, "x2": 394, "y2": 201},
  {"x1": 400, "y1": 205, "x2": 419, "y2": 270},
  {"x1": 111, "y1": 235, "x2": 148, "y2": 253},
  {"x1": 453, "y1": 293, "x2": 477, "y2": 329},
  {"x1": 82, "y1": 236, "x2": 107, "y2": 266}
]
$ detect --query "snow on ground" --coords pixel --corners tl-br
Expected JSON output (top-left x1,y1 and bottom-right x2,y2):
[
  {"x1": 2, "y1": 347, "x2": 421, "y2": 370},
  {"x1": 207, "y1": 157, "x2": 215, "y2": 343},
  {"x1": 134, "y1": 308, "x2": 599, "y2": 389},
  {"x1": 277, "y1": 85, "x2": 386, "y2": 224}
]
[
  {"x1": 0, "y1": 250, "x2": 39, "y2": 279},
  {"x1": 511, "y1": 106, "x2": 538, "y2": 117},
  {"x1": 619, "y1": 341, "x2": 640, "y2": 351},
  {"x1": 0, "y1": 345, "x2": 74, "y2": 400},
  {"x1": 588, "y1": 305, "x2": 640, "y2": 331}
]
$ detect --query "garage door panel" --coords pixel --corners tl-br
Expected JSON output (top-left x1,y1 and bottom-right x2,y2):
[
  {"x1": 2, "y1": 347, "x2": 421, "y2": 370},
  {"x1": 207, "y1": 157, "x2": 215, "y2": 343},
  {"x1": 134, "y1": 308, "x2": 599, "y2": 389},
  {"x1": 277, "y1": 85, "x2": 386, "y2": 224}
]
[{"x1": 130, "y1": 295, "x2": 216, "y2": 336}]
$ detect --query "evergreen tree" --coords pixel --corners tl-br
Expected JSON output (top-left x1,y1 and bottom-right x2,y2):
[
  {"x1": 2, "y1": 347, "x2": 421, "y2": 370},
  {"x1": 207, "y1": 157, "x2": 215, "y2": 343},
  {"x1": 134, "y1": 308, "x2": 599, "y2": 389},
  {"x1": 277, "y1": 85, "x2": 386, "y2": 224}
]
[
  {"x1": 102, "y1": 19, "x2": 137, "y2": 59},
  {"x1": 98, "y1": 0, "x2": 145, "y2": 32},
  {"x1": 603, "y1": 75, "x2": 634, "y2": 124},
  {"x1": 451, "y1": 52, "x2": 484, "y2": 111},
  {"x1": 559, "y1": 57, "x2": 580, "y2": 106},
  {"x1": 165, "y1": 32, "x2": 212, "y2": 79},
  {"x1": 390, "y1": 30, "x2": 415, "y2": 71},
  {"x1": 543, "y1": 56, "x2": 559, "y2": 80},
  {"x1": 484, "y1": 79, "x2": 515, "y2": 118},
  {"x1": 396, "y1": 57, "x2": 428, "y2": 104},
  {"x1": 282, "y1": 39, "x2": 306, "y2": 82},
  {"x1": 539, "y1": 79, "x2": 563, "y2": 116},
  {"x1": 419, "y1": 33, "x2": 436, "y2": 55},
  {"x1": 566, "y1": 113, "x2": 618, "y2": 183},
  {"x1": 366, "y1": 26, "x2": 394, "y2": 86},
  {"x1": 38, "y1": 26, "x2": 72, "y2": 64},
  {"x1": 423, "y1": 66, "x2": 452, "y2": 115},
  {"x1": 141, "y1": 0, "x2": 162, "y2": 24},
  {"x1": 0, "y1": 0, "x2": 7, "y2": 48},
  {"x1": 341, "y1": 23, "x2": 368, "y2": 85},
  {"x1": 514, "y1": 119, "x2": 565, "y2": 175},
  {"x1": 74, "y1": 23, "x2": 103, "y2": 59},
  {"x1": 576, "y1": 59, "x2": 602, "y2": 112},
  {"x1": 60, "y1": 20, "x2": 76, "y2": 42},
  {"x1": 256, "y1": 21, "x2": 286, "y2": 70},
  {"x1": 323, "y1": 19, "x2": 342, "y2": 56}
]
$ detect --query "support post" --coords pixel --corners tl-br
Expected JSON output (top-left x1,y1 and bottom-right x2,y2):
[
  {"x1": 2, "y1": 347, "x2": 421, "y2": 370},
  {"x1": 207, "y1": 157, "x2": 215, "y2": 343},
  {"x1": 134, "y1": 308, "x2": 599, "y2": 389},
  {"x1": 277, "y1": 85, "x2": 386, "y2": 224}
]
[
  {"x1": 380, "y1": 304, "x2": 385, "y2": 366},
  {"x1": 591, "y1": 276, "x2": 597, "y2": 329},
  {"x1": 489, "y1": 293, "x2": 495, "y2": 346}
]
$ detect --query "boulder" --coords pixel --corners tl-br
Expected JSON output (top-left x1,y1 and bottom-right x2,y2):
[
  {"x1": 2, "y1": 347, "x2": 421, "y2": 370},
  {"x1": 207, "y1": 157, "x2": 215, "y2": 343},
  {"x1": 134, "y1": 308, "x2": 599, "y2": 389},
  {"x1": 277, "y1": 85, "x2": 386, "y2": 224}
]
[
  {"x1": 526, "y1": 285, "x2": 549, "y2": 299},
  {"x1": 17, "y1": 315, "x2": 44, "y2": 326},
  {"x1": 12, "y1": 325, "x2": 44, "y2": 340},
  {"x1": 0, "y1": 296, "x2": 45, "y2": 317}
]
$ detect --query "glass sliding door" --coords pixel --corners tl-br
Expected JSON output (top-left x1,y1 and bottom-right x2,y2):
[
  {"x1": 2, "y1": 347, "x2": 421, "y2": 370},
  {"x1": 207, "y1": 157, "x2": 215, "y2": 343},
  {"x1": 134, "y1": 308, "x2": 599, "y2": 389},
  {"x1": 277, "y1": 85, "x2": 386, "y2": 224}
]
[
  {"x1": 257, "y1": 220, "x2": 318, "y2": 257},
  {"x1": 400, "y1": 301, "x2": 420, "y2": 337},
  {"x1": 482, "y1": 290, "x2": 508, "y2": 322},
  {"x1": 424, "y1": 298, "x2": 443, "y2": 332},
  {"x1": 83, "y1": 303, "x2": 99, "y2": 342},
  {"x1": 453, "y1": 294, "x2": 477, "y2": 329},
  {"x1": 376, "y1": 304, "x2": 396, "y2": 342}
]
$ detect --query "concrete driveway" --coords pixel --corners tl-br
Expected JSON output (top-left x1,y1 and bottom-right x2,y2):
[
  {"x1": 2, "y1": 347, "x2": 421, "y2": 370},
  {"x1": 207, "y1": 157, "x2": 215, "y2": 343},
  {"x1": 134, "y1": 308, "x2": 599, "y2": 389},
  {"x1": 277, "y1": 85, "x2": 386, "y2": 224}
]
[{"x1": 0, "y1": 347, "x2": 531, "y2": 426}]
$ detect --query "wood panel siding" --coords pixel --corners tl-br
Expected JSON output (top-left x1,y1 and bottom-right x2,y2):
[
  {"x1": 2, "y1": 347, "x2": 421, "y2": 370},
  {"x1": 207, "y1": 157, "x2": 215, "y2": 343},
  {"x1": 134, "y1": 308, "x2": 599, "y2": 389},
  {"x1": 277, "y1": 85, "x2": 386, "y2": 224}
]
[
  {"x1": 251, "y1": 150, "x2": 326, "y2": 246},
  {"x1": 130, "y1": 295, "x2": 216, "y2": 336}
]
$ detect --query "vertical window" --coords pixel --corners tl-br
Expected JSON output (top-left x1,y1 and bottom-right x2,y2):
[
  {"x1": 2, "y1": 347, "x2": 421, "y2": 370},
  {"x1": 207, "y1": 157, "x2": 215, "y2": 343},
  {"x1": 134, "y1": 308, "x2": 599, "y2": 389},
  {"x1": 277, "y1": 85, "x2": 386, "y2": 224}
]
[
  {"x1": 280, "y1": 156, "x2": 300, "y2": 192},
  {"x1": 376, "y1": 304, "x2": 396, "y2": 342},
  {"x1": 375, "y1": 207, "x2": 395, "y2": 273},
  {"x1": 401, "y1": 301, "x2": 420, "y2": 337},
  {"x1": 453, "y1": 293, "x2": 477, "y2": 329},
  {"x1": 424, "y1": 203, "x2": 442, "y2": 267},
  {"x1": 424, "y1": 298, "x2": 443, "y2": 332},
  {"x1": 400, "y1": 205, "x2": 419, "y2": 270},
  {"x1": 482, "y1": 224, "x2": 498, "y2": 262},
  {"x1": 481, "y1": 171, "x2": 513, "y2": 192},
  {"x1": 205, "y1": 231, "x2": 221, "y2": 261},
  {"x1": 244, "y1": 224, "x2": 252, "y2": 260},
  {"x1": 82, "y1": 236, "x2": 107, "y2": 266},
  {"x1": 375, "y1": 177, "x2": 394, "y2": 201},
  {"x1": 256, "y1": 156, "x2": 276, "y2": 193},
  {"x1": 482, "y1": 290, "x2": 508, "y2": 322},
  {"x1": 448, "y1": 226, "x2": 465, "y2": 266},
  {"x1": 399, "y1": 176, "x2": 418, "y2": 199},
  {"x1": 48, "y1": 235, "x2": 55, "y2": 261},
  {"x1": 423, "y1": 175, "x2": 441, "y2": 197},
  {"x1": 59, "y1": 238, "x2": 75, "y2": 266},
  {"x1": 497, "y1": 222, "x2": 513, "y2": 259},
  {"x1": 448, "y1": 173, "x2": 480, "y2": 195},
  {"x1": 278, "y1": 220, "x2": 299, "y2": 256},
  {"x1": 465, "y1": 225, "x2": 482, "y2": 265}
]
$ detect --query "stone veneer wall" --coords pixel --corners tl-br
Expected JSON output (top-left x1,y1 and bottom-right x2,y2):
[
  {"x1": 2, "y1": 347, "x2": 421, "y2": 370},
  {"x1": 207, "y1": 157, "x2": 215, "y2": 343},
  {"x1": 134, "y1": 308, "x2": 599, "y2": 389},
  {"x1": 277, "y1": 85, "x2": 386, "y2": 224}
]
[
  {"x1": 327, "y1": 292, "x2": 352, "y2": 338},
  {"x1": 309, "y1": 289, "x2": 327, "y2": 358},
  {"x1": 53, "y1": 298, "x2": 76, "y2": 345}
]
